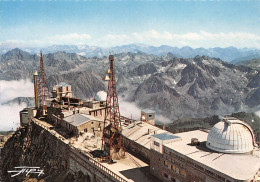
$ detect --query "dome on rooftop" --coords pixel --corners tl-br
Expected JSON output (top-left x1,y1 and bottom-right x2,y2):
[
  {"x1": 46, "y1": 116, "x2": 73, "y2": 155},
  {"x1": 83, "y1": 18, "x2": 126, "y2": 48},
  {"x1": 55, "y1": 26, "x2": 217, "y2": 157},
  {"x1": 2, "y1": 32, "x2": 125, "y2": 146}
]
[
  {"x1": 206, "y1": 118, "x2": 255, "y2": 154},
  {"x1": 94, "y1": 91, "x2": 107, "y2": 101}
]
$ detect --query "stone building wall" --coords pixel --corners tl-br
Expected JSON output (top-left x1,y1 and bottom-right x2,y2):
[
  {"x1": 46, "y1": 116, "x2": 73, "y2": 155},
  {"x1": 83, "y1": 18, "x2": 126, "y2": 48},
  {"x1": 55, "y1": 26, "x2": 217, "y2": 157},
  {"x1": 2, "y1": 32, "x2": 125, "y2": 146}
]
[
  {"x1": 76, "y1": 120, "x2": 103, "y2": 136},
  {"x1": 123, "y1": 136, "x2": 151, "y2": 160},
  {"x1": 150, "y1": 149, "x2": 164, "y2": 180},
  {"x1": 150, "y1": 148, "x2": 237, "y2": 182},
  {"x1": 47, "y1": 106, "x2": 63, "y2": 125},
  {"x1": 89, "y1": 108, "x2": 106, "y2": 120}
]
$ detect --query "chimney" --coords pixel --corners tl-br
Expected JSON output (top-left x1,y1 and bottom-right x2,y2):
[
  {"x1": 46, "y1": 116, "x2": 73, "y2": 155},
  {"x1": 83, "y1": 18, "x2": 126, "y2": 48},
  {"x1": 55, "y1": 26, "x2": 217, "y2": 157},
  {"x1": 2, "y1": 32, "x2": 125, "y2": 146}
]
[{"x1": 33, "y1": 70, "x2": 38, "y2": 108}]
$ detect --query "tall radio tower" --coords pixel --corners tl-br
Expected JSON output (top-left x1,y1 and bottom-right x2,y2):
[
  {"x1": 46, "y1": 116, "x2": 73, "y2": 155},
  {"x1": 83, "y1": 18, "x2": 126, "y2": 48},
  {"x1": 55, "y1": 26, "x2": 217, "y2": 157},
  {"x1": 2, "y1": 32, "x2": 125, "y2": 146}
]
[
  {"x1": 102, "y1": 55, "x2": 124, "y2": 162},
  {"x1": 37, "y1": 52, "x2": 49, "y2": 114}
]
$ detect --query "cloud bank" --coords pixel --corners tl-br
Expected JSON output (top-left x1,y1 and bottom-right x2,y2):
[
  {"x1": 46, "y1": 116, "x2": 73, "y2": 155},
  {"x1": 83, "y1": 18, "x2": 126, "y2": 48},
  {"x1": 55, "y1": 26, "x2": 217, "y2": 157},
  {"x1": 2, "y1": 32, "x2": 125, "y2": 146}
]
[
  {"x1": 104, "y1": 30, "x2": 260, "y2": 48},
  {"x1": 1, "y1": 30, "x2": 259, "y2": 49},
  {"x1": 118, "y1": 96, "x2": 172, "y2": 124},
  {"x1": 0, "y1": 79, "x2": 34, "y2": 104},
  {"x1": 118, "y1": 97, "x2": 141, "y2": 121},
  {"x1": 0, "y1": 79, "x2": 34, "y2": 131},
  {"x1": 0, "y1": 103, "x2": 27, "y2": 131}
]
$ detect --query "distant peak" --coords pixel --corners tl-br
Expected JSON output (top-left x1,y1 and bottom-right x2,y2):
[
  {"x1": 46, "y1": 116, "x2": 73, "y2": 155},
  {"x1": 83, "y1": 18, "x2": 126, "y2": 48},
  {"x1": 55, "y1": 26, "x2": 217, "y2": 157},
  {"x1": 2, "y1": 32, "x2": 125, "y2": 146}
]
[
  {"x1": 5, "y1": 48, "x2": 30, "y2": 55},
  {"x1": 8, "y1": 48, "x2": 23, "y2": 52}
]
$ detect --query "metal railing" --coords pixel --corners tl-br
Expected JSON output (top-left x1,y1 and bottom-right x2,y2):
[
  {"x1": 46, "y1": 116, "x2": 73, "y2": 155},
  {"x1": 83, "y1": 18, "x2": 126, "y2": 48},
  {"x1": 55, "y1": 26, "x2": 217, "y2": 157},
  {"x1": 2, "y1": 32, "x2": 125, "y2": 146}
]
[{"x1": 70, "y1": 146, "x2": 128, "y2": 182}]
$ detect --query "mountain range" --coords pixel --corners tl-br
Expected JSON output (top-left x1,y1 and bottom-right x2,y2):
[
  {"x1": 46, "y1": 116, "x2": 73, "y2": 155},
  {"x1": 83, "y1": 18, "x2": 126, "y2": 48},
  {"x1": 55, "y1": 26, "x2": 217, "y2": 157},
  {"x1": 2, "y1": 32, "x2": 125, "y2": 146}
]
[
  {"x1": 0, "y1": 48, "x2": 259, "y2": 122},
  {"x1": 1, "y1": 44, "x2": 260, "y2": 62}
]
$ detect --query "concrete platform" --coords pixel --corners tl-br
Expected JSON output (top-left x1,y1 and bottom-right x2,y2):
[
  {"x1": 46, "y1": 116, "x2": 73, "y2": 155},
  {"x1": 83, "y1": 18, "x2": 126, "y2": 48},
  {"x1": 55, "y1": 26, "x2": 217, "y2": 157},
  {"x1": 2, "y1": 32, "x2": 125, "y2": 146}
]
[{"x1": 33, "y1": 118, "x2": 161, "y2": 182}]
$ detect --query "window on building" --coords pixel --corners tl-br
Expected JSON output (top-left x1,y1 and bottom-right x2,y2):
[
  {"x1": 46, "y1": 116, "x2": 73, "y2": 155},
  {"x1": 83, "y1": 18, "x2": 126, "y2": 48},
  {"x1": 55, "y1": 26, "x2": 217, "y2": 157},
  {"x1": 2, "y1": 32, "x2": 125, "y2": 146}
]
[
  {"x1": 163, "y1": 173, "x2": 168, "y2": 179},
  {"x1": 92, "y1": 127, "x2": 94, "y2": 132},
  {"x1": 180, "y1": 169, "x2": 186, "y2": 177},
  {"x1": 66, "y1": 86, "x2": 68, "y2": 91},
  {"x1": 216, "y1": 175, "x2": 225, "y2": 181},
  {"x1": 187, "y1": 160, "x2": 194, "y2": 166},
  {"x1": 171, "y1": 164, "x2": 176, "y2": 171},
  {"x1": 148, "y1": 114, "x2": 152, "y2": 118},
  {"x1": 154, "y1": 141, "x2": 160, "y2": 147},
  {"x1": 164, "y1": 160, "x2": 168, "y2": 167},
  {"x1": 195, "y1": 164, "x2": 204, "y2": 171},
  {"x1": 205, "y1": 169, "x2": 214, "y2": 176},
  {"x1": 84, "y1": 128, "x2": 88, "y2": 132},
  {"x1": 91, "y1": 121, "x2": 94, "y2": 124}
]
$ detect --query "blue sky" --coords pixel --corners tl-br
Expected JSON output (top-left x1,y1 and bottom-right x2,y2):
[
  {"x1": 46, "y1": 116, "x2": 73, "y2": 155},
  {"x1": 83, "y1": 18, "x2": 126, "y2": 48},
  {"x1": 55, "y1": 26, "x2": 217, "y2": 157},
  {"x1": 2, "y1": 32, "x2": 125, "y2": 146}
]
[{"x1": 0, "y1": 0, "x2": 259, "y2": 48}]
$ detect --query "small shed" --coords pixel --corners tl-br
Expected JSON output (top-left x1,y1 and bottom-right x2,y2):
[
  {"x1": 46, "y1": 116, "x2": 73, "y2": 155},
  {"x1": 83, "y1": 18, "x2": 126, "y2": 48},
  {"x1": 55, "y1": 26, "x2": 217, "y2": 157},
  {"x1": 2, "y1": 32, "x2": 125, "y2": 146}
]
[
  {"x1": 151, "y1": 132, "x2": 181, "y2": 154},
  {"x1": 141, "y1": 110, "x2": 155, "y2": 125}
]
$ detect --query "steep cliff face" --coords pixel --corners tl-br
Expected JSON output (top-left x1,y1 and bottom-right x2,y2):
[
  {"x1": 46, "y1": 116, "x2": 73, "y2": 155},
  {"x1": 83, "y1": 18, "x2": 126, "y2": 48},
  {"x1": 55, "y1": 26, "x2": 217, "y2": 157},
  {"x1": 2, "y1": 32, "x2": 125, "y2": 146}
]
[
  {"x1": 129, "y1": 63, "x2": 157, "y2": 77},
  {"x1": 0, "y1": 123, "x2": 90, "y2": 182}
]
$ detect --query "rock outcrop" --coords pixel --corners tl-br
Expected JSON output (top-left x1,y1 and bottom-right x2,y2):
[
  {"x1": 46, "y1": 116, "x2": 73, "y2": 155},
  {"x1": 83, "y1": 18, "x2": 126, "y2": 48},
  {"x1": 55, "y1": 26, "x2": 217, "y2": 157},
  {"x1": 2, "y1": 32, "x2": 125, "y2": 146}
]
[{"x1": 0, "y1": 123, "x2": 90, "y2": 182}]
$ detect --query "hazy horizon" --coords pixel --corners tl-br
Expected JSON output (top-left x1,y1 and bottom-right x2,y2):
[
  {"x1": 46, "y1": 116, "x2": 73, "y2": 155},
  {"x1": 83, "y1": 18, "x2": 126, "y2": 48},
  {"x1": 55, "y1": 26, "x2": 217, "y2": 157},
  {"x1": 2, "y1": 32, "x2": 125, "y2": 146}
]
[{"x1": 1, "y1": 43, "x2": 260, "y2": 50}]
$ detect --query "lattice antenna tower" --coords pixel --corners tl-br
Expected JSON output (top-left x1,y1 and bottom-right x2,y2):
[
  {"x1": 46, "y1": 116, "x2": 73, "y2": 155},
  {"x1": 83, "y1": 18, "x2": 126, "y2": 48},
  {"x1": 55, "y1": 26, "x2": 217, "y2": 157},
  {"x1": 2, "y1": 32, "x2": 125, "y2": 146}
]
[
  {"x1": 102, "y1": 55, "x2": 124, "y2": 162},
  {"x1": 37, "y1": 52, "x2": 49, "y2": 110}
]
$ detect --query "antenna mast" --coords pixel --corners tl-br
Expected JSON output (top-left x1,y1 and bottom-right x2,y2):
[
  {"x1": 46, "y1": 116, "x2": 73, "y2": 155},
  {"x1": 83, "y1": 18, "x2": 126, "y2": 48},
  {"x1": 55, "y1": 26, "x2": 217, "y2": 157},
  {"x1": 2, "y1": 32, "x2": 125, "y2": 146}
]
[
  {"x1": 102, "y1": 55, "x2": 124, "y2": 162},
  {"x1": 37, "y1": 52, "x2": 49, "y2": 115}
]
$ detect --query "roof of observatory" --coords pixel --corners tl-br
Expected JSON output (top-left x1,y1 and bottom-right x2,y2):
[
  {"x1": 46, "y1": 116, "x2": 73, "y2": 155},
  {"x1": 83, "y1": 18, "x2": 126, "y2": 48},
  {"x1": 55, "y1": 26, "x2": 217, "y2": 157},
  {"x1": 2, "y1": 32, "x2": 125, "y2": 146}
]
[
  {"x1": 206, "y1": 117, "x2": 255, "y2": 154},
  {"x1": 94, "y1": 91, "x2": 107, "y2": 101},
  {"x1": 164, "y1": 130, "x2": 260, "y2": 181}
]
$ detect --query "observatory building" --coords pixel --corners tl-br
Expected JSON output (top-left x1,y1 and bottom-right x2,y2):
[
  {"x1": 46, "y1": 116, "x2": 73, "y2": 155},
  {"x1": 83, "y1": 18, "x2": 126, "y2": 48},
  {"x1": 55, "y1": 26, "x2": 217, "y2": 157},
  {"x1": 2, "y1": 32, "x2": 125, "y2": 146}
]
[
  {"x1": 206, "y1": 118, "x2": 256, "y2": 154},
  {"x1": 150, "y1": 117, "x2": 260, "y2": 182}
]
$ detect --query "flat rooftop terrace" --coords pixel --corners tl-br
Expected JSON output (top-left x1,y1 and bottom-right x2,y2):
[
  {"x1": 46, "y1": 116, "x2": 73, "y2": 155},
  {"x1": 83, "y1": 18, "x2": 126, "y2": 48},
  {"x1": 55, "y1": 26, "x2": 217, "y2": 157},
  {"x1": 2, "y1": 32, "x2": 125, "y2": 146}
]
[
  {"x1": 164, "y1": 130, "x2": 260, "y2": 181},
  {"x1": 32, "y1": 118, "x2": 161, "y2": 182},
  {"x1": 121, "y1": 121, "x2": 167, "y2": 150}
]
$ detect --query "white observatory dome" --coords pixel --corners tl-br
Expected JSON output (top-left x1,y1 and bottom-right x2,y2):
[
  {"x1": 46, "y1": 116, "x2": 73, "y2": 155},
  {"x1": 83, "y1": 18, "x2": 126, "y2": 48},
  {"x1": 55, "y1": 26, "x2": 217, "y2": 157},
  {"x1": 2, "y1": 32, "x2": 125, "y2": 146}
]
[
  {"x1": 206, "y1": 118, "x2": 254, "y2": 154},
  {"x1": 94, "y1": 91, "x2": 107, "y2": 101}
]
